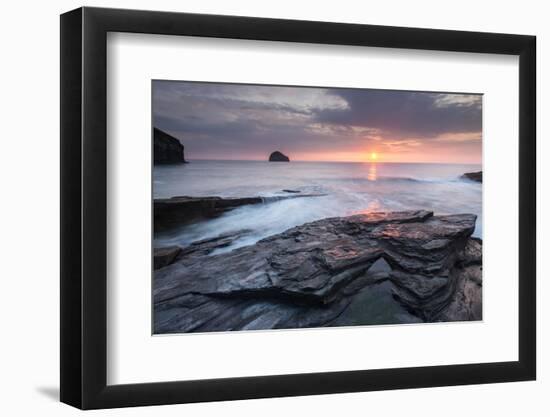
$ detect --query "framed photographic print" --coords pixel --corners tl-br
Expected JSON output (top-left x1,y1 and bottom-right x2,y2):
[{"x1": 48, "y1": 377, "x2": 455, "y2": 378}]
[{"x1": 60, "y1": 7, "x2": 536, "y2": 409}]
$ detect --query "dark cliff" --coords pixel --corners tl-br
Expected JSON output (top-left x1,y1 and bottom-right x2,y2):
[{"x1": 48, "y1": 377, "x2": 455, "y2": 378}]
[{"x1": 153, "y1": 128, "x2": 186, "y2": 164}]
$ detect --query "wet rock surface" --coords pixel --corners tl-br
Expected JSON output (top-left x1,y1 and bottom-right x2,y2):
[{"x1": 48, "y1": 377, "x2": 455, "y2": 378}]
[
  {"x1": 154, "y1": 246, "x2": 183, "y2": 270},
  {"x1": 154, "y1": 210, "x2": 482, "y2": 333}
]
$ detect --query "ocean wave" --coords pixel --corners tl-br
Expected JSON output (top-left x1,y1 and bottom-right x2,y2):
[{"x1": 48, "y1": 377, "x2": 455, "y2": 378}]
[
  {"x1": 318, "y1": 176, "x2": 453, "y2": 184},
  {"x1": 154, "y1": 161, "x2": 482, "y2": 252}
]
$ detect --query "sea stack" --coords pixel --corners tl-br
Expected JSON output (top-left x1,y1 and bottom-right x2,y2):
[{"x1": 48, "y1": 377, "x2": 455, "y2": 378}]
[
  {"x1": 461, "y1": 171, "x2": 482, "y2": 182},
  {"x1": 269, "y1": 151, "x2": 289, "y2": 162},
  {"x1": 154, "y1": 128, "x2": 186, "y2": 164}
]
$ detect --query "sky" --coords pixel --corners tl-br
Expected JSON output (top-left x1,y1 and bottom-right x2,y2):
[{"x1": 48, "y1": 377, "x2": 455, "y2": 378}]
[{"x1": 152, "y1": 80, "x2": 482, "y2": 164}]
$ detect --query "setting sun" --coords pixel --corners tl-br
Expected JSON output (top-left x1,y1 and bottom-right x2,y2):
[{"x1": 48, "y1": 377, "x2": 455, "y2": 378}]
[{"x1": 369, "y1": 152, "x2": 378, "y2": 161}]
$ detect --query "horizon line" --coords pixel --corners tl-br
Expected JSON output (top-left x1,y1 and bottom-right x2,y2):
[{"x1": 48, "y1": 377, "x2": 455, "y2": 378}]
[{"x1": 182, "y1": 158, "x2": 482, "y2": 165}]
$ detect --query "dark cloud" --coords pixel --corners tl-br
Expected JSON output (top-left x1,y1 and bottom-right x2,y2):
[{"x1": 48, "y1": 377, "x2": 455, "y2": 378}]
[{"x1": 316, "y1": 89, "x2": 482, "y2": 138}]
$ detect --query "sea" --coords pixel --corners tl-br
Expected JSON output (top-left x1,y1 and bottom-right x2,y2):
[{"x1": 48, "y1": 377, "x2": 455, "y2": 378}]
[{"x1": 153, "y1": 160, "x2": 482, "y2": 252}]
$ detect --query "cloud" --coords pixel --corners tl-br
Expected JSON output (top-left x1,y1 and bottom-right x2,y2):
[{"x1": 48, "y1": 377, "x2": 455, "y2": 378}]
[
  {"x1": 315, "y1": 89, "x2": 482, "y2": 139},
  {"x1": 153, "y1": 80, "x2": 348, "y2": 118},
  {"x1": 433, "y1": 94, "x2": 482, "y2": 109},
  {"x1": 434, "y1": 131, "x2": 482, "y2": 143}
]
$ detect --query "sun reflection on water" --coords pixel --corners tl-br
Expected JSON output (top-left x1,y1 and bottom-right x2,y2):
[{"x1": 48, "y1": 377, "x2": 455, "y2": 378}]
[{"x1": 367, "y1": 163, "x2": 378, "y2": 181}]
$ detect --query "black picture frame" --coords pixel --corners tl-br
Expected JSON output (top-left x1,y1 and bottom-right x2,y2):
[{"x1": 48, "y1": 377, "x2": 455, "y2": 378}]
[{"x1": 60, "y1": 6, "x2": 536, "y2": 410}]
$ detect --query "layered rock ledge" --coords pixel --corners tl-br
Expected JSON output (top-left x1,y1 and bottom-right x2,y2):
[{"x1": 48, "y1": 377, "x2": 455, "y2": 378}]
[
  {"x1": 154, "y1": 193, "x2": 326, "y2": 230},
  {"x1": 154, "y1": 210, "x2": 482, "y2": 333}
]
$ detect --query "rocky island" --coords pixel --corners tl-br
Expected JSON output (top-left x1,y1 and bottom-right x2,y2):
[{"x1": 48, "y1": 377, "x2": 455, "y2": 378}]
[
  {"x1": 269, "y1": 151, "x2": 290, "y2": 162},
  {"x1": 154, "y1": 210, "x2": 482, "y2": 333},
  {"x1": 461, "y1": 171, "x2": 482, "y2": 182},
  {"x1": 153, "y1": 127, "x2": 186, "y2": 164}
]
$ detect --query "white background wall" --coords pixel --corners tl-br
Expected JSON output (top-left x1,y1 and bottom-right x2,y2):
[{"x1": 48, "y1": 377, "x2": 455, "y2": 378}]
[{"x1": 0, "y1": 0, "x2": 546, "y2": 415}]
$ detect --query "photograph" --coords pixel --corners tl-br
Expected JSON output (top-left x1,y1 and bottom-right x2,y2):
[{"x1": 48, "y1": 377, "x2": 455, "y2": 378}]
[{"x1": 152, "y1": 80, "x2": 483, "y2": 334}]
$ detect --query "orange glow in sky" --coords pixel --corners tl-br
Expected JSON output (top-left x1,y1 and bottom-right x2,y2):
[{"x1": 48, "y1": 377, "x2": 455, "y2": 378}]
[{"x1": 256, "y1": 132, "x2": 481, "y2": 164}]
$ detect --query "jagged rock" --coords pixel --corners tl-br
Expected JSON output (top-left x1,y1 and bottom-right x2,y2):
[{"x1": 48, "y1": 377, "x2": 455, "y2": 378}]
[
  {"x1": 435, "y1": 264, "x2": 482, "y2": 322},
  {"x1": 461, "y1": 171, "x2": 482, "y2": 182},
  {"x1": 269, "y1": 151, "x2": 289, "y2": 162},
  {"x1": 458, "y1": 237, "x2": 482, "y2": 266},
  {"x1": 153, "y1": 128, "x2": 186, "y2": 164},
  {"x1": 154, "y1": 246, "x2": 182, "y2": 270},
  {"x1": 154, "y1": 210, "x2": 482, "y2": 333},
  {"x1": 154, "y1": 193, "x2": 326, "y2": 230}
]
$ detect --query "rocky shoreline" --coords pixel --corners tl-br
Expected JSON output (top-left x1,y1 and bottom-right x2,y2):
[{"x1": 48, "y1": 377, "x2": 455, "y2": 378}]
[
  {"x1": 154, "y1": 210, "x2": 482, "y2": 333},
  {"x1": 461, "y1": 171, "x2": 482, "y2": 182}
]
